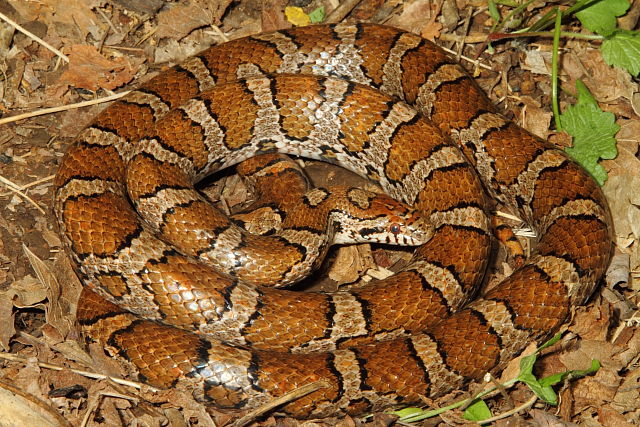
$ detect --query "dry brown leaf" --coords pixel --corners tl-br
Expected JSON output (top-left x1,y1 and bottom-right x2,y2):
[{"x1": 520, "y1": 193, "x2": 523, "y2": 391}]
[
  {"x1": 613, "y1": 366, "x2": 640, "y2": 412},
  {"x1": 58, "y1": 44, "x2": 138, "y2": 91},
  {"x1": 0, "y1": 289, "x2": 16, "y2": 351},
  {"x1": 421, "y1": 21, "x2": 443, "y2": 41},
  {"x1": 564, "y1": 45, "x2": 639, "y2": 104},
  {"x1": 0, "y1": 273, "x2": 49, "y2": 349},
  {"x1": 38, "y1": 0, "x2": 103, "y2": 40},
  {"x1": 520, "y1": 95, "x2": 552, "y2": 139},
  {"x1": 387, "y1": 0, "x2": 436, "y2": 33},
  {"x1": 260, "y1": 0, "x2": 289, "y2": 33},
  {"x1": 24, "y1": 245, "x2": 76, "y2": 338},
  {"x1": 571, "y1": 366, "x2": 620, "y2": 409},
  {"x1": 328, "y1": 245, "x2": 374, "y2": 285},
  {"x1": 155, "y1": 2, "x2": 216, "y2": 40},
  {"x1": 0, "y1": 387, "x2": 61, "y2": 427},
  {"x1": 522, "y1": 49, "x2": 551, "y2": 75}
]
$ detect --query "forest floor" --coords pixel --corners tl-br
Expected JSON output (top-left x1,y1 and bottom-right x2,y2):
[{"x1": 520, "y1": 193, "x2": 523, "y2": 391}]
[{"x1": 1, "y1": 0, "x2": 639, "y2": 426}]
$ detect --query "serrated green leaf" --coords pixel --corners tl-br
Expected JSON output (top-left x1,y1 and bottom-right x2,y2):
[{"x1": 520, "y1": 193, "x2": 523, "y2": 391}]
[
  {"x1": 575, "y1": 0, "x2": 630, "y2": 36},
  {"x1": 463, "y1": 399, "x2": 492, "y2": 421},
  {"x1": 560, "y1": 80, "x2": 618, "y2": 185},
  {"x1": 308, "y1": 6, "x2": 325, "y2": 23},
  {"x1": 602, "y1": 30, "x2": 640, "y2": 76}
]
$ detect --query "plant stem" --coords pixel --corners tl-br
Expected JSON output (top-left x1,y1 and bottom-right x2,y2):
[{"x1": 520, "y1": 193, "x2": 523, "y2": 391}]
[
  {"x1": 489, "y1": 31, "x2": 603, "y2": 41},
  {"x1": 552, "y1": 7, "x2": 563, "y2": 130}
]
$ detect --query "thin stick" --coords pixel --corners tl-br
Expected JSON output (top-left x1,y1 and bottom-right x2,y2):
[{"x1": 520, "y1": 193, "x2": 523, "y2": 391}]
[
  {"x1": 0, "y1": 91, "x2": 131, "y2": 125},
  {"x1": 233, "y1": 381, "x2": 330, "y2": 427},
  {"x1": 477, "y1": 394, "x2": 538, "y2": 423},
  {"x1": 0, "y1": 174, "x2": 46, "y2": 214},
  {"x1": 0, "y1": 11, "x2": 69, "y2": 63},
  {"x1": 0, "y1": 352, "x2": 157, "y2": 392},
  {"x1": 325, "y1": 0, "x2": 363, "y2": 23},
  {"x1": 439, "y1": 45, "x2": 493, "y2": 71}
]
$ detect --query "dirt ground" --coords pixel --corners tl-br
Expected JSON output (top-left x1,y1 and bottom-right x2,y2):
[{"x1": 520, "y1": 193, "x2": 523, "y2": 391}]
[{"x1": 1, "y1": 0, "x2": 639, "y2": 426}]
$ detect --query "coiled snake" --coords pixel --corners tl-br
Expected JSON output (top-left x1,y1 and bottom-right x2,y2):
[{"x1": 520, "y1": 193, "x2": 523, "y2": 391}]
[{"x1": 53, "y1": 23, "x2": 614, "y2": 418}]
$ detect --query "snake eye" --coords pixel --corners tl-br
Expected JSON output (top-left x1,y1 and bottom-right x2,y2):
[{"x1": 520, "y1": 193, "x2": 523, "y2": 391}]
[{"x1": 389, "y1": 223, "x2": 401, "y2": 234}]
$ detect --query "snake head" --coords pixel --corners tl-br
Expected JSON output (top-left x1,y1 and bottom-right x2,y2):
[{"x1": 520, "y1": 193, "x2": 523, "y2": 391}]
[{"x1": 331, "y1": 188, "x2": 433, "y2": 246}]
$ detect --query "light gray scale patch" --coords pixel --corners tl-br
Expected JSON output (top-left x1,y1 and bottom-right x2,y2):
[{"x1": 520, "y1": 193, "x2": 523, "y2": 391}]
[
  {"x1": 251, "y1": 32, "x2": 307, "y2": 74},
  {"x1": 200, "y1": 283, "x2": 262, "y2": 344},
  {"x1": 125, "y1": 90, "x2": 171, "y2": 120},
  {"x1": 510, "y1": 149, "x2": 567, "y2": 221},
  {"x1": 304, "y1": 188, "x2": 330, "y2": 207},
  {"x1": 244, "y1": 77, "x2": 291, "y2": 151},
  {"x1": 326, "y1": 23, "x2": 371, "y2": 84},
  {"x1": 357, "y1": 102, "x2": 419, "y2": 184},
  {"x1": 129, "y1": 137, "x2": 197, "y2": 177},
  {"x1": 533, "y1": 255, "x2": 582, "y2": 299},
  {"x1": 177, "y1": 98, "x2": 236, "y2": 176},
  {"x1": 467, "y1": 299, "x2": 530, "y2": 350},
  {"x1": 454, "y1": 111, "x2": 508, "y2": 187},
  {"x1": 83, "y1": 127, "x2": 131, "y2": 158},
  {"x1": 203, "y1": 226, "x2": 245, "y2": 275},
  {"x1": 329, "y1": 293, "x2": 369, "y2": 339},
  {"x1": 235, "y1": 63, "x2": 265, "y2": 80},
  {"x1": 408, "y1": 260, "x2": 466, "y2": 308},
  {"x1": 303, "y1": 78, "x2": 352, "y2": 156},
  {"x1": 537, "y1": 198, "x2": 607, "y2": 240},
  {"x1": 56, "y1": 179, "x2": 123, "y2": 210},
  {"x1": 415, "y1": 63, "x2": 467, "y2": 117},
  {"x1": 181, "y1": 56, "x2": 218, "y2": 92},
  {"x1": 346, "y1": 188, "x2": 374, "y2": 209},
  {"x1": 330, "y1": 349, "x2": 365, "y2": 407},
  {"x1": 380, "y1": 32, "x2": 422, "y2": 99},
  {"x1": 392, "y1": 145, "x2": 469, "y2": 205},
  {"x1": 194, "y1": 345, "x2": 257, "y2": 400},
  {"x1": 409, "y1": 334, "x2": 465, "y2": 396},
  {"x1": 134, "y1": 188, "x2": 200, "y2": 231},
  {"x1": 429, "y1": 205, "x2": 489, "y2": 231}
]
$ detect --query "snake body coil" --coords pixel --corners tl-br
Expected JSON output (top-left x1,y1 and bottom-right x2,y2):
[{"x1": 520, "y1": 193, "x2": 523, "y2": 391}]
[{"x1": 54, "y1": 23, "x2": 613, "y2": 417}]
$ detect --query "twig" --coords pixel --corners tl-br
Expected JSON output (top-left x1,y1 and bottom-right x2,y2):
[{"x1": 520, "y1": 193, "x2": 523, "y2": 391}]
[
  {"x1": 233, "y1": 381, "x2": 330, "y2": 427},
  {"x1": 325, "y1": 0, "x2": 364, "y2": 23},
  {"x1": 476, "y1": 394, "x2": 538, "y2": 423},
  {"x1": 0, "y1": 352, "x2": 157, "y2": 392},
  {"x1": 0, "y1": 91, "x2": 131, "y2": 125},
  {"x1": 0, "y1": 11, "x2": 69, "y2": 63},
  {"x1": 0, "y1": 174, "x2": 46, "y2": 214},
  {"x1": 438, "y1": 45, "x2": 493, "y2": 71}
]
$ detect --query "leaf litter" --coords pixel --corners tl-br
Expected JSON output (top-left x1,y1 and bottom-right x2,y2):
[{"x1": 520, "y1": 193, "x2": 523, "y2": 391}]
[{"x1": 0, "y1": 0, "x2": 639, "y2": 425}]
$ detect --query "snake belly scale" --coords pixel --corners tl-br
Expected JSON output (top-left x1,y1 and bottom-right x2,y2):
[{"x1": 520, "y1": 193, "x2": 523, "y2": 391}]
[{"x1": 53, "y1": 23, "x2": 613, "y2": 418}]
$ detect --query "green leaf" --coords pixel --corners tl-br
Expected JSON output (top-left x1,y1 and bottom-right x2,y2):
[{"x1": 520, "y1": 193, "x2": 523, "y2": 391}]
[
  {"x1": 392, "y1": 407, "x2": 424, "y2": 419},
  {"x1": 539, "y1": 359, "x2": 601, "y2": 387},
  {"x1": 463, "y1": 399, "x2": 492, "y2": 421},
  {"x1": 308, "y1": 6, "x2": 325, "y2": 23},
  {"x1": 602, "y1": 30, "x2": 640, "y2": 76},
  {"x1": 560, "y1": 80, "x2": 618, "y2": 185},
  {"x1": 518, "y1": 370, "x2": 559, "y2": 404},
  {"x1": 575, "y1": 0, "x2": 630, "y2": 36},
  {"x1": 536, "y1": 333, "x2": 562, "y2": 352},
  {"x1": 488, "y1": 0, "x2": 501, "y2": 23}
]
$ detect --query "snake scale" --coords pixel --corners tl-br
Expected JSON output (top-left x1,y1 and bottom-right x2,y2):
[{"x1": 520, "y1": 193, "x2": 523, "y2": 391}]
[{"x1": 53, "y1": 23, "x2": 614, "y2": 418}]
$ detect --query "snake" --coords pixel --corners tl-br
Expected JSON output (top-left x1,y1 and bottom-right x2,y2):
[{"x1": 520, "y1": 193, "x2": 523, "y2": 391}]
[{"x1": 53, "y1": 23, "x2": 614, "y2": 418}]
